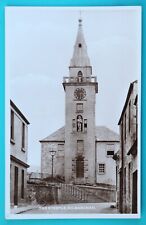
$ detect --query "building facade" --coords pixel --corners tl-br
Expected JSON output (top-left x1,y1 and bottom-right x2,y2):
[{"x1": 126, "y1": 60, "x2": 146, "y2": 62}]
[
  {"x1": 116, "y1": 80, "x2": 138, "y2": 213},
  {"x1": 40, "y1": 126, "x2": 119, "y2": 186},
  {"x1": 10, "y1": 100, "x2": 30, "y2": 206},
  {"x1": 40, "y1": 19, "x2": 120, "y2": 186}
]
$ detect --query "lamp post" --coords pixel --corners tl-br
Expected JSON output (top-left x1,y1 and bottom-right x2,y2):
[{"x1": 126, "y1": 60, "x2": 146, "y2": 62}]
[{"x1": 50, "y1": 149, "x2": 56, "y2": 181}]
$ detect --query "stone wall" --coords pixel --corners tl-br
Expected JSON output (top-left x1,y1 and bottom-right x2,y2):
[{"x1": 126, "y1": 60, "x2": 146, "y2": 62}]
[
  {"x1": 26, "y1": 181, "x2": 116, "y2": 205},
  {"x1": 64, "y1": 85, "x2": 96, "y2": 184},
  {"x1": 118, "y1": 81, "x2": 138, "y2": 213},
  {"x1": 77, "y1": 185, "x2": 116, "y2": 202},
  {"x1": 27, "y1": 182, "x2": 59, "y2": 205},
  {"x1": 41, "y1": 142, "x2": 64, "y2": 177}
]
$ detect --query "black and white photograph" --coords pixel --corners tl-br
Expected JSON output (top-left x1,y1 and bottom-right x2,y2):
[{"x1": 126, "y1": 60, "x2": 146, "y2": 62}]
[{"x1": 5, "y1": 6, "x2": 141, "y2": 219}]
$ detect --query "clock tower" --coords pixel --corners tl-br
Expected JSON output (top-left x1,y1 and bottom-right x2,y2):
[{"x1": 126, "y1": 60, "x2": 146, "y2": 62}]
[{"x1": 63, "y1": 18, "x2": 98, "y2": 184}]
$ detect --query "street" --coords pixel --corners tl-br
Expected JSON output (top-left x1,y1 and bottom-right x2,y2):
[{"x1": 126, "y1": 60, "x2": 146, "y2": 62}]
[{"x1": 20, "y1": 202, "x2": 118, "y2": 214}]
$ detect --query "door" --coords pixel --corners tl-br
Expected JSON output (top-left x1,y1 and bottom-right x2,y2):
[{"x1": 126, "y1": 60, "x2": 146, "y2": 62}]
[
  {"x1": 132, "y1": 170, "x2": 137, "y2": 213},
  {"x1": 14, "y1": 166, "x2": 18, "y2": 205},
  {"x1": 76, "y1": 156, "x2": 84, "y2": 178},
  {"x1": 119, "y1": 171, "x2": 123, "y2": 213}
]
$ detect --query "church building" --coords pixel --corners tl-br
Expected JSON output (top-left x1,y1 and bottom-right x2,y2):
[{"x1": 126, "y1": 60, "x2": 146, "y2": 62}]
[{"x1": 40, "y1": 18, "x2": 119, "y2": 186}]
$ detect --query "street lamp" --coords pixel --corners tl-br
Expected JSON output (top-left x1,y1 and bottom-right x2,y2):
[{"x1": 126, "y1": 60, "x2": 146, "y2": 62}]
[{"x1": 50, "y1": 149, "x2": 56, "y2": 180}]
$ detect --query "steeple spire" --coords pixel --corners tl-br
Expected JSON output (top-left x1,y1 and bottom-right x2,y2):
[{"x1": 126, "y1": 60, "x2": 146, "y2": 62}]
[{"x1": 70, "y1": 18, "x2": 91, "y2": 68}]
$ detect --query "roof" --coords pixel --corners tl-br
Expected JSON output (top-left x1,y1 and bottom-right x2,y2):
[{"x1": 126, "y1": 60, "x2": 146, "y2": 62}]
[
  {"x1": 95, "y1": 126, "x2": 119, "y2": 142},
  {"x1": 40, "y1": 127, "x2": 65, "y2": 142},
  {"x1": 118, "y1": 80, "x2": 138, "y2": 125},
  {"x1": 10, "y1": 100, "x2": 30, "y2": 125},
  {"x1": 28, "y1": 172, "x2": 42, "y2": 179},
  {"x1": 40, "y1": 126, "x2": 119, "y2": 142}
]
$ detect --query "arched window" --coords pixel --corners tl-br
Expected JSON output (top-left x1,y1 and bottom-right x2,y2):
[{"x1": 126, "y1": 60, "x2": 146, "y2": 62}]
[
  {"x1": 72, "y1": 119, "x2": 76, "y2": 132},
  {"x1": 77, "y1": 115, "x2": 83, "y2": 132},
  {"x1": 78, "y1": 71, "x2": 82, "y2": 76},
  {"x1": 78, "y1": 43, "x2": 82, "y2": 48},
  {"x1": 77, "y1": 71, "x2": 83, "y2": 82},
  {"x1": 84, "y1": 119, "x2": 87, "y2": 131},
  {"x1": 76, "y1": 155, "x2": 84, "y2": 178}
]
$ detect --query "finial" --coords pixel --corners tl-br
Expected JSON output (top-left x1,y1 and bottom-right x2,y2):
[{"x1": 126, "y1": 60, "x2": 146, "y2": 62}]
[{"x1": 78, "y1": 10, "x2": 82, "y2": 26}]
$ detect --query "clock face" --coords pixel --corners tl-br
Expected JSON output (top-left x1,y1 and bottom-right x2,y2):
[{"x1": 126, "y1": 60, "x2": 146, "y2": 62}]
[{"x1": 74, "y1": 88, "x2": 86, "y2": 100}]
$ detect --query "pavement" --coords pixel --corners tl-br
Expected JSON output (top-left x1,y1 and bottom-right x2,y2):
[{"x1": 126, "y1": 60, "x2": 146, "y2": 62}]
[
  {"x1": 11, "y1": 204, "x2": 38, "y2": 214},
  {"x1": 15, "y1": 202, "x2": 118, "y2": 214}
]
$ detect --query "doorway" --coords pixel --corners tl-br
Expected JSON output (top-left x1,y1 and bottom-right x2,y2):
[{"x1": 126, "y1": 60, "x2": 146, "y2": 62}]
[
  {"x1": 14, "y1": 166, "x2": 18, "y2": 206},
  {"x1": 132, "y1": 170, "x2": 137, "y2": 213},
  {"x1": 76, "y1": 155, "x2": 84, "y2": 178},
  {"x1": 119, "y1": 171, "x2": 123, "y2": 213}
]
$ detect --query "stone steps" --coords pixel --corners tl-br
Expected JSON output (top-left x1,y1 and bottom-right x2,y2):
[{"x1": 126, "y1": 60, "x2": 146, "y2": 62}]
[{"x1": 59, "y1": 183, "x2": 106, "y2": 204}]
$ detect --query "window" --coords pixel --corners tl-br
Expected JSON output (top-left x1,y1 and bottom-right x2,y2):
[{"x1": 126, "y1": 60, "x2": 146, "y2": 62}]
[
  {"x1": 84, "y1": 119, "x2": 87, "y2": 131},
  {"x1": 58, "y1": 144, "x2": 64, "y2": 157},
  {"x1": 77, "y1": 140, "x2": 84, "y2": 154},
  {"x1": 76, "y1": 103, "x2": 83, "y2": 113},
  {"x1": 76, "y1": 156, "x2": 84, "y2": 178},
  {"x1": 129, "y1": 101, "x2": 131, "y2": 133},
  {"x1": 72, "y1": 119, "x2": 76, "y2": 132},
  {"x1": 107, "y1": 150, "x2": 114, "y2": 156},
  {"x1": 124, "y1": 113, "x2": 126, "y2": 140},
  {"x1": 58, "y1": 144, "x2": 64, "y2": 151},
  {"x1": 98, "y1": 164, "x2": 105, "y2": 174},
  {"x1": 106, "y1": 144, "x2": 114, "y2": 157},
  {"x1": 10, "y1": 110, "x2": 14, "y2": 141},
  {"x1": 77, "y1": 71, "x2": 83, "y2": 82},
  {"x1": 78, "y1": 71, "x2": 83, "y2": 76},
  {"x1": 22, "y1": 122, "x2": 25, "y2": 150},
  {"x1": 78, "y1": 43, "x2": 82, "y2": 48},
  {"x1": 21, "y1": 170, "x2": 24, "y2": 199},
  {"x1": 121, "y1": 121, "x2": 124, "y2": 144}
]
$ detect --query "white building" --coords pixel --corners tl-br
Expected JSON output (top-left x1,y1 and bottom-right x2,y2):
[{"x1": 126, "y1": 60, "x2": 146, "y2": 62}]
[
  {"x1": 10, "y1": 100, "x2": 30, "y2": 206},
  {"x1": 40, "y1": 18, "x2": 119, "y2": 186}
]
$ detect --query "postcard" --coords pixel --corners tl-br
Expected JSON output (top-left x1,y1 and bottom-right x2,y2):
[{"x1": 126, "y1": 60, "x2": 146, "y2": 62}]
[{"x1": 5, "y1": 6, "x2": 141, "y2": 219}]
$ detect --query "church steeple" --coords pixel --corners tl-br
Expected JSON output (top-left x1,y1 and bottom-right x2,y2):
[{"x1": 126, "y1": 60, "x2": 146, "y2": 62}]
[
  {"x1": 63, "y1": 17, "x2": 98, "y2": 184},
  {"x1": 70, "y1": 18, "x2": 91, "y2": 68}
]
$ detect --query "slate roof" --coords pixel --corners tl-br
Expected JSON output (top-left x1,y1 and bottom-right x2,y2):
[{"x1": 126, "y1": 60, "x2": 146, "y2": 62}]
[
  {"x1": 40, "y1": 127, "x2": 65, "y2": 142},
  {"x1": 10, "y1": 100, "x2": 30, "y2": 125},
  {"x1": 95, "y1": 126, "x2": 119, "y2": 142},
  {"x1": 40, "y1": 126, "x2": 119, "y2": 142}
]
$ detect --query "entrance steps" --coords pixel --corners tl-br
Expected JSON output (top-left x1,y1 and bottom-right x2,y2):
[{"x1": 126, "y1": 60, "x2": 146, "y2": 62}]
[{"x1": 59, "y1": 183, "x2": 108, "y2": 204}]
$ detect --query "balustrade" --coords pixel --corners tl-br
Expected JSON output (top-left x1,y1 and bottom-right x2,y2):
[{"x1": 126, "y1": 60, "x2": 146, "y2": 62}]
[
  {"x1": 63, "y1": 76, "x2": 97, "y2": 83},
  {"x1": 59, "y1": 183, "x2": 88, "y2": 202}
]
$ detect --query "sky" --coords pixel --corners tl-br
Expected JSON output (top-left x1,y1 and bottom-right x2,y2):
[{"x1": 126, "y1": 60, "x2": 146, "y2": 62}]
[{"x1": 5, "y1": 6, "x2": 141, "y2": 172}]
